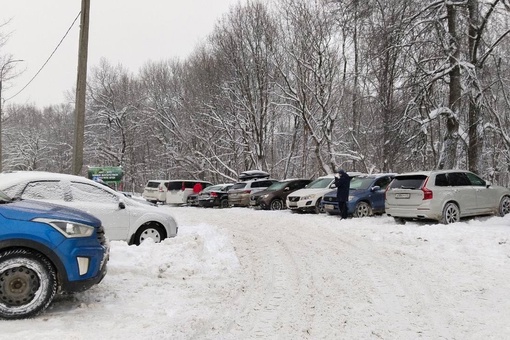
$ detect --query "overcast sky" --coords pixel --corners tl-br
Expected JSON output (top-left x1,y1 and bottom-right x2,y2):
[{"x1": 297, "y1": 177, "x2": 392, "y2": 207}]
[{"x1": 1, "y1": 0, "x2": 242, "y2": 107}]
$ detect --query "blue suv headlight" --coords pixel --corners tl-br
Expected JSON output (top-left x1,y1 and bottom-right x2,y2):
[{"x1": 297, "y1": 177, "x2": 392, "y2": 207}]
[{"x1": 33, "y1": 218, "x2": 94, "y2": 238}]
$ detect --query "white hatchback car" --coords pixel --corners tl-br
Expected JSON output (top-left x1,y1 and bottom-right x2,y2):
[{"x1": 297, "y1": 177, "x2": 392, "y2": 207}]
[
  {"x1": 0, "y1": 171, "x2": 178, "y2": 245},
  {"x1": 286, "y1": 172, "x2": 361, "y2": 214},
  {"x1": 142, "y1": 180, "x2": 169, "y2": 203},
  {"x1": 385, "y1": 170, "x2": 510, "y2": 224}
]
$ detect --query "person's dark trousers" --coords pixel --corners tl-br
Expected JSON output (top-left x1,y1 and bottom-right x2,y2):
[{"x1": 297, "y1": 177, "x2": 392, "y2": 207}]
[{"x1": 338, "y1": 201, "x2": 348, "y2": 219}]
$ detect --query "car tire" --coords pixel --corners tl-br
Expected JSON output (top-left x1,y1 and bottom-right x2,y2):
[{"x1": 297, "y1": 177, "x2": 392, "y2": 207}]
[
  {"x1": 440, "y1": 202, "x2": 460, "y2": 224},
  {"x1": 134, "y1": 223, "x2": 166, "y2": 245},
  {"x1": 314, "y1": 199, "x2": 323, "y2": 214},
  {"x1": 394, "y1": 217, "x2": 406, "y2": 224},
  {"x1": 269, "y1": 199, "x2": 284, "y2": 210},
  {"x1": 354, "y1": 202, "x2": 372, "y2": 218},
  {"x1": 0, "y1": 249, "x2": 57, "y2": 320},
  {"x1": 220, "y1": 199, "x2": 229, "y2": 209},
  {"x1": 498, "y1": 195, "x2": 510, "y2": 217}
]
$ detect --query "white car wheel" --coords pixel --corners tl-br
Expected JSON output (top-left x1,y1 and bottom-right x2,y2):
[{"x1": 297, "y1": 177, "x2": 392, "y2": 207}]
[
  {"x1": 440, "y1": 202, "x2": 460, "y2": 224},
  {"x1": 498, "y1": 196, "x2": 510, "y2": 216},
  {"x1": 134, "y1": 224, "x2": 165, "y2": 245}
]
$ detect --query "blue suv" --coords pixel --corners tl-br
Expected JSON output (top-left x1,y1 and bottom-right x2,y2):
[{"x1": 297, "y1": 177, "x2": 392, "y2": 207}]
[
  {"x1": 0, "y1": 190, "x2": 109, "y2": 319},
  {"x1": 321, "y1": 173, "x2": 396, "y2": 217}
]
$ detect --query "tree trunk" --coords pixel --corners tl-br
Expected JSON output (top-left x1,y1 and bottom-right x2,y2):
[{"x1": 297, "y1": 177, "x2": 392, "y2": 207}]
[
  {"x1": 467, "y1": 0, "x2": 482, "y2": 174},
  {"x1": 439, "y1": 4, "x2": 461, "y2": 170}
]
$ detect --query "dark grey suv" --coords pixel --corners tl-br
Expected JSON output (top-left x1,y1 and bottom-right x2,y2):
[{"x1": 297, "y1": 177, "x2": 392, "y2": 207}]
[{"x1": 250, "y1": 179, "x2": 312, "y2": 210}]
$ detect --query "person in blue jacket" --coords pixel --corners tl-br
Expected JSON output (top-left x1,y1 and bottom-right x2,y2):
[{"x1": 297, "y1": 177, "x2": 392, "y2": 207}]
[{"x1": 334, "y1": 169, "x2": 351, "y2": 219}]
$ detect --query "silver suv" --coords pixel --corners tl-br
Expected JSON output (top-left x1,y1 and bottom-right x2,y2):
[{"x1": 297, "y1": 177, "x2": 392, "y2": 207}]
[
  {"x1": 228, "y1": 179, "x2": 278, "y2": 207},
  {"x1": 385, "y1": 170, "x2": 510, "y2": 224}
]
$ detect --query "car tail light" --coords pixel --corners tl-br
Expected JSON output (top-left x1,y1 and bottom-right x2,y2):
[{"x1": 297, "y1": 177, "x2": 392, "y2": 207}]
[
  {"x1": 244, "y1": 190, "x2": 251, "y2": 194},
  {"x1": 384, "y1": 185, "x2": 390, "y2": 201},
  {"x1": 421, "y1": 177, "x2": 433, "y2": 200},
  {"x1": 210, "y1": 192, "x2": 218, "y2": 197},
  {"x1": 158, "y1": 187, "x2": 164, "y2": 192}
]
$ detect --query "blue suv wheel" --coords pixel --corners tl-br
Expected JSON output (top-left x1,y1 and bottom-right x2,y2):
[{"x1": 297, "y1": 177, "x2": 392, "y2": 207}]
[{"x1": 0, "y1": 249, "x2": 57, "y2": 319}]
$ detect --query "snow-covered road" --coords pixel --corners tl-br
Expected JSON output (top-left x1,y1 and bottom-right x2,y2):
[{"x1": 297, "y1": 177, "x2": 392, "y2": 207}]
[{"x1": 2, "y1": 206, "x2": 510, "y2": 339}]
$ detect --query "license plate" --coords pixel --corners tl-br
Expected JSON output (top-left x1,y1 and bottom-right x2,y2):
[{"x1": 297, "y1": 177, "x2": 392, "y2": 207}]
[
  {"x1": 324, "y1": 204, "x2": 334, "y2": 210},
  {"x1": 395, "y1": 193, "x2": 410, "y2": 199},
  {"x1": 288, "y1": 202, "x2": 297, "y2": 207}
]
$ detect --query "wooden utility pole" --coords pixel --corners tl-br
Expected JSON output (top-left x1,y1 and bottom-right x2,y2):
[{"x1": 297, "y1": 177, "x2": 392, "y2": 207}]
[{"x1": 72, "y1": 0, "x2": 90, "y2": 175}]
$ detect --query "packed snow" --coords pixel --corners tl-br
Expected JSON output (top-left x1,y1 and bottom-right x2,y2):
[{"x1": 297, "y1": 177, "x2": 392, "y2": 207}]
[{"x1": 2, "y1": 205, "x2": 510, "y2": 339}]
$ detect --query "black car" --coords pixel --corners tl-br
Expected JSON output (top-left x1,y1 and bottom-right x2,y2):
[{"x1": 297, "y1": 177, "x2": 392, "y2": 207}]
[
  {"x1": 250, "y1": 178, "x2": 312, "y2": 210},
  {"x1": 187, "y1": 194, "x2": 200, "y2": 206},
  {"x1": 197, "y1": 183, "x2": 234, "y2": 208}
]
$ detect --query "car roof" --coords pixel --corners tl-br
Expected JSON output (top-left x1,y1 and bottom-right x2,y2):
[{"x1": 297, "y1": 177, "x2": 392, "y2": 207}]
[
  {"x1": 210, "y1": 183, "x2": 234, "y2": 187},
  {"x1": 0, "y1": 171, "x2": 116, "y2": 191},
  {"x1": 317, "y1": 171, "x2": 363, "y2": 179},
  {"x1": 166, "y1": 179, "x2": 212, "y2": 182},
  {"x1": 356, "y1": 173, "x2": 398, "y2": 179},
  {"x1": 279, "y1": 178, "x2": 311, "y2": 182},
  {"x1": 0, "y1": 170, "x2": 88, "y2": 182},
  {"x1": 234, "y1": 178, "x2": 277, "y2": 183},
  {"x1": 394, "y1": 170, "x2": 474, "y2": 177}
]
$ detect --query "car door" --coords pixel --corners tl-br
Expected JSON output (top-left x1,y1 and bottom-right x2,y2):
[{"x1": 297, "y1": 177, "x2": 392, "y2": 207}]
[
  {"x1": 68, "y1": 181, "x2": 131, "y2": 241},
  {"x1": 446, "y1": 172, "x2": 477, "y2": 215},
  {"x1": 371, "y1": 176, "x2": 393, "y2": 212},
  {"x1": 465, "y1": 172, "x2": 495, "y2": 213}
]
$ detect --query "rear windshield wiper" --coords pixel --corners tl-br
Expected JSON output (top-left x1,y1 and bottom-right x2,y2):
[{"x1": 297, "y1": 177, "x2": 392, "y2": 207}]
[{"x1": 399, "y1": 186, "x2": 416, "y2": 189}]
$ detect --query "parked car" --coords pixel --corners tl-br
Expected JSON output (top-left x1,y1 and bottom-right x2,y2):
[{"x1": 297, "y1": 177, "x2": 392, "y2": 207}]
[
  {"x1": 286, "y1": 172, "x2": 362, "y2": 214},
  {"x1": 187, "y1": 193, "x2": 200, "y2": 206},
  {"x1": 321, "y1": 173, "x2": 396, "y2": 217},
  {"x1": 250, "y1": 178, "x2": 312, "y2": 210},
  {"x1": 228, "y1": 178, "x2": 279, "y2": 207},
  {"x1": 0, "y1": 171, "x2": 178, "y2": 245},
  {"x1": 164, "y1": 180, "x2": 213, "y2": 205},
  {"x1": 142, "y1": 180, "x2": 169, "y2": 204},
  {"x1": 0, "y1": 190, "x2": 109, "y2": 319},
  {"x1": 198, "y1": 183, "x2": 234, "y2": 208},
  {"x1": 385, "y1": 170, "x2": 510, "y2": 224}
]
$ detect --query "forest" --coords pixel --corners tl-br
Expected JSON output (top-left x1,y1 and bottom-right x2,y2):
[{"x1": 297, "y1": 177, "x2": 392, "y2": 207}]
[{"x1": 2, "y1": 0, "x2": 510, "y2": 192}]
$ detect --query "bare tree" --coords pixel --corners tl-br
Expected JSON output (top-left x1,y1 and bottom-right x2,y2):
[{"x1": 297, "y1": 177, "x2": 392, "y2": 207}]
[
  {"x1": 210, "y1": 2, "x2": 279, "y2": 175},
  {"x1": 273, "y1": 0, "x2": 348, "y2": 176}
]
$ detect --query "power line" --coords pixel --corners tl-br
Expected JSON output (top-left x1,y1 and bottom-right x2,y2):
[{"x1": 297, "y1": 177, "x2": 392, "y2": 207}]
[{"x1": 6, "y1": 11, "x2": 81, "y2": 102}]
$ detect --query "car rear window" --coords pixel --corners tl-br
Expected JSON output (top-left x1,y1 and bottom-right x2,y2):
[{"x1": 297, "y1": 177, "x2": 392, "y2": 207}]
[
  {"x1": 390, "y1": 175, "x2": 427, "y2": 189},
  {"x1": 435, "y1": 174, "x2": 449, "y2": 186},
  {"x1": 167, "y1": 182, "x2": 183, "y2": 190},
  {"x1": 146, "y1": 181, "x2": 162, "y2": 188},
  {"x1": 252, "y1": 180, "x2": 274, "y2": 188},
  {"x1": 231, "y1": 183, "x2": 247, "y2": 190},
  {"x1": 447, "y1": 172, "x2": 471, "y2": 186},
  {"x1": 435, "y1": 172, "x2": 476, "y2": 186}
]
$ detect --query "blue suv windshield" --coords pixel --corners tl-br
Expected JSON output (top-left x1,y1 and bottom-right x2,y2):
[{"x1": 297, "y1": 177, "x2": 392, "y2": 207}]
[{"x1": 349, "y1": 177, "x2": 375, "y2": 190}]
